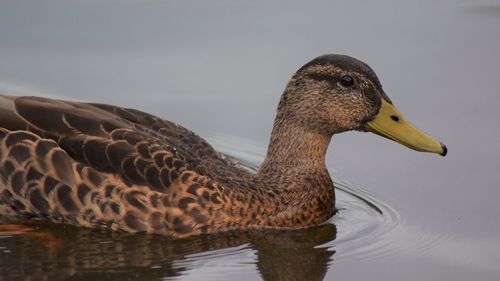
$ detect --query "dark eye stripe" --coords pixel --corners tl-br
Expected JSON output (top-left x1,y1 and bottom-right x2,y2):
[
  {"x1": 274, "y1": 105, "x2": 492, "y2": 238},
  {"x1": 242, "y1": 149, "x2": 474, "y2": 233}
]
[{"x1": 306, "y1": 73, "x2": 357, "y2": 89}]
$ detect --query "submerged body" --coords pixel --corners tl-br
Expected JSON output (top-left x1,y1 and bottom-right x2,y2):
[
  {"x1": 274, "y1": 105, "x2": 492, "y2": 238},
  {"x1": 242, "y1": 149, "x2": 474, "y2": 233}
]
[{"x1": 0, "y1": 55, "x2": 445, "y2": 238}]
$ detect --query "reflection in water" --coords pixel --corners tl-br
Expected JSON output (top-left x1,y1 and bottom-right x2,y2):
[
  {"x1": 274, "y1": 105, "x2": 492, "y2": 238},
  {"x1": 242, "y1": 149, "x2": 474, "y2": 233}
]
[
  {"x1": 254, "y1": 225, "x2": 335, "y2": 281},
  {"x1": 0, "y1": 218, "x2": 336, "y2": 281}
]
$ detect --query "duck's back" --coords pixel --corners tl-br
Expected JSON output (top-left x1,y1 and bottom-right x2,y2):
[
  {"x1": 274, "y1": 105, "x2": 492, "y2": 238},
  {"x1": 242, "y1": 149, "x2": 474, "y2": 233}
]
[{"x1": 0, "y1": 95, "x2": 251, "y2": 236}]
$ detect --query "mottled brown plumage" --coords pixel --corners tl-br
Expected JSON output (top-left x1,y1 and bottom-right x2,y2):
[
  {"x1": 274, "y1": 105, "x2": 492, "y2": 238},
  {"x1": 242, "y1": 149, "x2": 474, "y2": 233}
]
[{"x1": 0, "y1": 54, "x2": 388, "y2": 237}]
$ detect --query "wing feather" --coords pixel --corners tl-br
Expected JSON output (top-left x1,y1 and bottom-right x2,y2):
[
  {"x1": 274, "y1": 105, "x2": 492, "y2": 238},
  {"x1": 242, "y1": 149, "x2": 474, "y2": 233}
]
[{"x1": 0, "y1": 96, "x2": 208, "y2": 192}]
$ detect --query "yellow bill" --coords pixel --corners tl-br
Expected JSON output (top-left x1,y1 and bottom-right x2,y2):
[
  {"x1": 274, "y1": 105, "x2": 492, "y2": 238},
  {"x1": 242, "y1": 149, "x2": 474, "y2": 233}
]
[{"x1": 364, "y1": 99, "x2": 447, "y2": 156}]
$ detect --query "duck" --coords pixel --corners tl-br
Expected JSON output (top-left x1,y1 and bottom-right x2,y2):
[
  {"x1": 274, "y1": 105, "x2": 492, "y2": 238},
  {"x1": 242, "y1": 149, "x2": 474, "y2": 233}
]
[{"x1": 0, "y1": 54, "x2": 447, "y2": 238}]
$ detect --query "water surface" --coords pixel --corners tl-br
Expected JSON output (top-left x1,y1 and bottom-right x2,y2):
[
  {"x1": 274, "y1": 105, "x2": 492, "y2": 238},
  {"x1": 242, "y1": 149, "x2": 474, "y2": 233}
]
[{"x1": 1, "y1": 0, "x2": 499, "y2": 280}]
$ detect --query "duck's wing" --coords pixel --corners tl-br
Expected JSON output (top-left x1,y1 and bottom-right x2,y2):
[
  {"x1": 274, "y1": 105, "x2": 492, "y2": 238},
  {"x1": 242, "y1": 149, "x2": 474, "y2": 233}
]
[
  {"x1": 86, "y1": 102, "x2": 228, "y2": 173},
  {"x1": 0, "y1": 95, "x2": 222, "y2": 193},
  {"x1": 0, "y1": 96, "x2": 250, "y2": 236}
]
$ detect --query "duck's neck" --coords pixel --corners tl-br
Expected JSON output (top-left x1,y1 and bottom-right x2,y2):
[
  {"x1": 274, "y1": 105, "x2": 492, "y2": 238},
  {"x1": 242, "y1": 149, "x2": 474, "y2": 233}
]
[
  {"x1": 247, "y1": 120, "x2": 336, "y2": 228},
  {"x1": 259, "y1": 122, "x2": 331, "y2": 174}
]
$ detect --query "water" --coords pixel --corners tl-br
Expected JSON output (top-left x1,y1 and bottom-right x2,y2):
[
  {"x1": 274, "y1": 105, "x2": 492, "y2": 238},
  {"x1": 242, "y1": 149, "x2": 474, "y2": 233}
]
[{"x1": 1, "y1": 0, "x2": 500, "y2": 280}]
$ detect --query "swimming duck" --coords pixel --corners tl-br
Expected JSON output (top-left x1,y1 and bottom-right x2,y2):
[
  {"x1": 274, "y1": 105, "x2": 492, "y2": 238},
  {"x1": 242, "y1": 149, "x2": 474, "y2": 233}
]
[{"x1": 0, "y1": 54, "x2": 446, "y2": 238}]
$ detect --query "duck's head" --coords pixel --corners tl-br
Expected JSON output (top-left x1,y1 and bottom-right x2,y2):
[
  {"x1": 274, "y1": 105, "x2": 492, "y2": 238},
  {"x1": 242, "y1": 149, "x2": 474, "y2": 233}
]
[{"x1": 278, "y1": 54, "x2": 447, "y2": 156}]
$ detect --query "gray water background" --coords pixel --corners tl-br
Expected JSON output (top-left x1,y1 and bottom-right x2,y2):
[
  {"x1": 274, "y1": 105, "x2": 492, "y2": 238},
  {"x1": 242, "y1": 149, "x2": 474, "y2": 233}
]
[{"x1": 0, "y1": 1, "x2": 499, "y2": 280}]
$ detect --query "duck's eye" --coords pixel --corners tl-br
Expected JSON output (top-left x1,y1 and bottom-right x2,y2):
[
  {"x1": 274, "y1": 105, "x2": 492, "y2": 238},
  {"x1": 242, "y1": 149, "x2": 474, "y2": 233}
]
[{"x1": 340, "y1": 75, "x2": 355, "y2": 87}]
